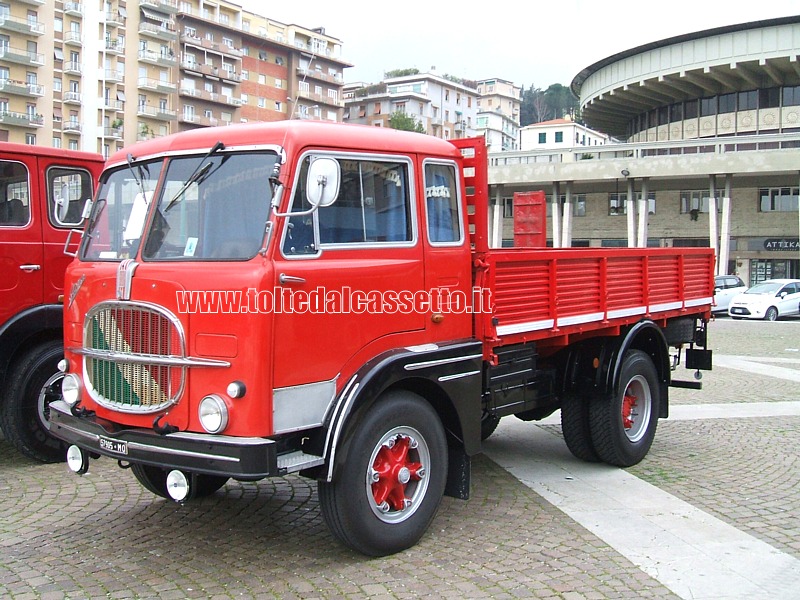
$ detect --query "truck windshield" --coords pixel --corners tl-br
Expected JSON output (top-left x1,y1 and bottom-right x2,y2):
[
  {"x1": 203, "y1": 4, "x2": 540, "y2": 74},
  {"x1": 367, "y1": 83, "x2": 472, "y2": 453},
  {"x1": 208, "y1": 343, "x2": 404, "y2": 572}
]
[
  {"x1": 143, "y1": 151, "x2": 277, "y2": 261},
  {"x1": 82, "y1": 160, "x2": 161, "y2": 261}
]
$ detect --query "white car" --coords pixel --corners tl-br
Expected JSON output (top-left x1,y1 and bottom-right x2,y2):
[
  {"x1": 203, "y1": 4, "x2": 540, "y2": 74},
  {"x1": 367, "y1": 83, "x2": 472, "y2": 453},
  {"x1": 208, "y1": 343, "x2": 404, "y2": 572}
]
[
  {"x1": 728, "y1": 279, "x2": 800, "y2": 321},
  {"x1": 713, "y1": 275, "x2": 747, "y2": 314}
]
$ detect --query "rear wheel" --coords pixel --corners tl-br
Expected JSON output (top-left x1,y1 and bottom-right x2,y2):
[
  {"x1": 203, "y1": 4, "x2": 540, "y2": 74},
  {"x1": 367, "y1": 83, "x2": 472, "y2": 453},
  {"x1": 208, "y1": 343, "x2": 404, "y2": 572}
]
[
  {"x1": 589, "y1": 350, "x2": 659, "y2": 467},
  {"x1": 131, "y1": 464, "x2": 228, "y2": 499},
  {"x1": 560, "y1": 393, "x2": 600, "y2": 462},
  {"x1": 764, "y1": 306, "x2": 778, "y2": 321},
  {"x1": 318, "y1": 390, "x2": 447, "y2": 556},
  {"x1": 0, "y1": 341, "x2": 65, "y2": 462}
]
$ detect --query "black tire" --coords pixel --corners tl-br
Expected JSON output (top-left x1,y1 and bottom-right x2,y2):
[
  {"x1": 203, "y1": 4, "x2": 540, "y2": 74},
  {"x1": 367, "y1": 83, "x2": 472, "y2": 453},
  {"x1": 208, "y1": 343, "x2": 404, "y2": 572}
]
[
  {"x1": 480, "y1": 412, "x2": 500, "y2": 441},
  {"x1": 318, "y1": 390, "x2": 447, "y2": 556},
  {"x1": 589, "y1": 350, "x2": 660, "y2": 467},
  {"x1": 764, "y1": 306, "x2": 778, "y2": 321},
  {"x1": 0, "y1": 341, "x2": 65, "y2": 462},
  {"x1": 560, "y1": 393, "x2": 600, "y2": 462},
  {"x1": 131, "y1": 464, "x2": 228, "y2": 499}
]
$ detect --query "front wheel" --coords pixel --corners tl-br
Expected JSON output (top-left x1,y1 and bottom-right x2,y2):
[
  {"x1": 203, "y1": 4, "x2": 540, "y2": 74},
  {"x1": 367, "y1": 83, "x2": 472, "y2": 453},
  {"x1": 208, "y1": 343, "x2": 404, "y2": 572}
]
[
  {"x1": 0, "y1": 341, "x2": 65, "y2": 462},
  {"x1": 764, "y1": 306, "x2": 778, "y2": 321},
  {"x1": 131, "y1": 464, "x2": 229, "y2": 499},
  {"x1": 589, "y1": 350, "x2": 660, "y2": 467},
  {"x1": 318, "y1": 390, "x2": 447, "y2": 556}
]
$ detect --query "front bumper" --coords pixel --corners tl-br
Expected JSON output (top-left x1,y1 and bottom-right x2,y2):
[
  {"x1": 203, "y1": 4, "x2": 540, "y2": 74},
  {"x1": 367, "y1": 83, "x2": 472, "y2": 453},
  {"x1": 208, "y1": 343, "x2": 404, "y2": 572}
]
[{"x1": 49, "y1": 401, "x2": 278, "y2": 479}]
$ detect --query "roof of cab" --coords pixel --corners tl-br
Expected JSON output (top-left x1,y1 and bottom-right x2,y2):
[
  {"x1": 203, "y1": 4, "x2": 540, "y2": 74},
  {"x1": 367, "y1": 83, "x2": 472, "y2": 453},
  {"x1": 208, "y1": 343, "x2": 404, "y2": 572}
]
[{"x1": 106, "y1": 120, "x2": 462, "y2": 167}]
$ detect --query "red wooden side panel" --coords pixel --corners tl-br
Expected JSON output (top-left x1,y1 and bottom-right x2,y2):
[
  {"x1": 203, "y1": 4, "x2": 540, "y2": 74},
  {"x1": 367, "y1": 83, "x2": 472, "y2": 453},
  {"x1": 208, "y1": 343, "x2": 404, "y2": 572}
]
[{"x1": 479, "y1": 247, "x2": 715, "y2": 350}]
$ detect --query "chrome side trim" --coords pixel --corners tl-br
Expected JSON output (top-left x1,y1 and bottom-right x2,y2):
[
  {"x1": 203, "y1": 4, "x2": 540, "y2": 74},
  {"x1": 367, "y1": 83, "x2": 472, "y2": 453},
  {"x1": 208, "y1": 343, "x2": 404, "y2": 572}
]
[
  {"x1": 272, "y1": 378, "x2": 337, "y2": 434},
  {"x1": 438, "y1": 370, "x2": 481, "y2": 382},
  {"x1": 404, "y1": 353, "x2": 483, "y2": 371}
]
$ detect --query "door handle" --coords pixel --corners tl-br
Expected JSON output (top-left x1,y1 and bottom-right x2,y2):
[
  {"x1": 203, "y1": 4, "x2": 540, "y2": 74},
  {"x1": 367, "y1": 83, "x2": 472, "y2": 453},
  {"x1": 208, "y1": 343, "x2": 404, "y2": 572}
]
[
  {"x1": 279, "y1": 273, "x2": 306, "y2": 285},
  {"x1": 19, "y1": 264, "x2": 41, "y2": 272}
]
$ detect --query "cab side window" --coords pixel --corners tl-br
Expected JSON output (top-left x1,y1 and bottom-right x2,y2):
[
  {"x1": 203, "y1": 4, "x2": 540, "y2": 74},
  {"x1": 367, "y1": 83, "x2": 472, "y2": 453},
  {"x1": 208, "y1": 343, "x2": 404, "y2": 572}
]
[
  {"x1": 48, "y1": 167, "x2": 94, "y2": 227},
  {"x1": 0, "y1": 161, "x2": 31, "y2": 227},
  {"x1": 424, "y1": 162, "x2": 462, "y2": 244}
]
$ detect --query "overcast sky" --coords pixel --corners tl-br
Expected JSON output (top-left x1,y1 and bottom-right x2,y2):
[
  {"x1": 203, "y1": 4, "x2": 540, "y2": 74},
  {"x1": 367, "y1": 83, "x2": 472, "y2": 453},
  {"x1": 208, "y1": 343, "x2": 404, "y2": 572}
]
[{"x1": 237, "y1": 1, "x2": 799, "y2": 89}]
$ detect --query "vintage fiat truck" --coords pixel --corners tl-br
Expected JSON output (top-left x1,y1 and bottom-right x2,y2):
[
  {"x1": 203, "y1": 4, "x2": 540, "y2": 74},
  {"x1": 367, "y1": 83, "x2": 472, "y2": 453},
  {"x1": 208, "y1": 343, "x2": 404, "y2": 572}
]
[{"x1": 49, "y1": 121, "x2": 713, "y2": 555}]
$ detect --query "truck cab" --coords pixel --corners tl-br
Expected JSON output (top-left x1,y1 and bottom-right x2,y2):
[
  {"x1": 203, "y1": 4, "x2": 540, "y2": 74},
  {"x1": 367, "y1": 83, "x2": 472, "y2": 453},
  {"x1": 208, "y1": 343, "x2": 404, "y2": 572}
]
[{"x1": 0, "y1": 143, "x2": 103, "y2": 461}]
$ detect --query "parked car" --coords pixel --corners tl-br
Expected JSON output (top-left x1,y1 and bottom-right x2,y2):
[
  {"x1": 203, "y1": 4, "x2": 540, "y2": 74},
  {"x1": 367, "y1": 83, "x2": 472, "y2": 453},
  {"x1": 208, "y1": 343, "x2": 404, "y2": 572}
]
[
  {"x1": 713, "y1": 275, "x2": 747, "y2": 314},
  {"x1": 728, "y1": 279, "x2": 800, "y2": 321}
]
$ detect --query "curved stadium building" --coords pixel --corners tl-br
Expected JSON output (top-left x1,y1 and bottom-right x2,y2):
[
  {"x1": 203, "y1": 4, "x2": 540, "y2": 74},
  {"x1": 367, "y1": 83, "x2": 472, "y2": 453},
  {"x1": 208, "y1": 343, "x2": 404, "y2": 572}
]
[{"x1": 490, "y1": 15, "x2": 800, "y2": 285}]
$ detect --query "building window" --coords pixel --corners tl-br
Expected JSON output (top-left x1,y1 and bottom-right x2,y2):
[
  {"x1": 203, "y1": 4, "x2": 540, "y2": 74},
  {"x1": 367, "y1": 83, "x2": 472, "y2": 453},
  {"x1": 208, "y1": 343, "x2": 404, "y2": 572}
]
[
  {"x1": 738, "y1": 90, "x2": 758, "y2": 111},
  {"x1": 258, "y1": 74, "x2": 266, "y2": 85},
  {"x1": 258, "y1": 50, "x2": 267, "y2": 60},
  {"x1": 25, "y1": 133, "x2": 36, "y2": 145},
  {"x1": 718, "y1": 93, "x2": 736, "y2": 114},
  {"x1": 275, "y1": 56, "x2": 284, "y2": 66},
  {"x1": 257, "y1": 97, "x2": 266, "y2": 108},
  {"x1": 699, "y1": 96, "x2": 716, "y2": 116},
  {"x1": 760, "y1": 87, "x2": 780, "y2": 109},
  {"x1": 680, "y1": 190, "x2": 721, "y2": 214},
  {"x1": 538, "y1": 132, "x2": 546, "y2": 144},
  {"x1": 554, "y1": 131, "x2": 563, "y2": 143},
  {"x1": 275, "y1": 79, "x2": 282, "y2": 88},
  {"x1": 783, "y1": 85, "x2": 800, "y2": 107},
  {"x1": 52, "y1": 137, "x2": 62, "y2": 148},
  {"x1": 684, "y1": 99, "x2": 698, "y2": 119},
  {"x1": 609, "y1": 193, "x2": 656, "y2": 215},
  {"x1": 759, "y1": 187, "x2": 799, "y2": 212},
  {"x1": 275, "y1": 101, "x2": 281, "y2": 111}
]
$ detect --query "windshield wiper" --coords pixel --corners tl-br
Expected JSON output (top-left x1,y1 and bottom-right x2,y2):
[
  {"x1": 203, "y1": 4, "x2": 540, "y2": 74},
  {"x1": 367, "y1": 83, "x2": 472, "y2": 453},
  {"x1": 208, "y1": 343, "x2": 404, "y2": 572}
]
[{"x1": 165, "y1": 141, "x2": 224, "y2": 212}]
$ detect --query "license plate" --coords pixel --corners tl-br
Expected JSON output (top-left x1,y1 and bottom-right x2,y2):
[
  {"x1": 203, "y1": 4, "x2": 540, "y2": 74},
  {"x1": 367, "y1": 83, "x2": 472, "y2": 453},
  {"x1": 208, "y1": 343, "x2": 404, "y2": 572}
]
[
  {"x1": 99, "y1": 436, "x2": 128, "y2": 455},
  {"x1": 731, "y1": 308, "x2": 743, "y2": 314}
]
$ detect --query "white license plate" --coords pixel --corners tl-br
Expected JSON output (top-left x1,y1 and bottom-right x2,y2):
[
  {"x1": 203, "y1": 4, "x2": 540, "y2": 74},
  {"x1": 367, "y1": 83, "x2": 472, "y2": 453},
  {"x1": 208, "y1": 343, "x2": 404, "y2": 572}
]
[{"x1": 99, "y1": 436, "x2": 128, "y2": 455}]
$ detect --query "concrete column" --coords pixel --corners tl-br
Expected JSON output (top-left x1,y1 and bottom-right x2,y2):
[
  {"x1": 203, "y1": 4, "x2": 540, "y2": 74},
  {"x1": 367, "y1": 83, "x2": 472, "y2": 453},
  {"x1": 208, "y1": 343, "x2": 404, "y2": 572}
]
[
  {"x1": 637, "y1": 178, "x2": 649, "y2": 248},
  {"x1": 626, "y1": 178, "x2": 636, "y2": 247},
  {"x1": 491, "y1": 188, "x2": 503, "y2": 248},
  {"x1": 551, "y1": 182, "x2": 561, "y2": 248},
  {"x1": 708, "y1": 175, "x2": 719, "y2": 274},
  {"x1": 561, "y1": 181, "x2": 573, "y2": 248},
  {"x1": 719, "y1": 175, "x2": 732, "y2": 276}
]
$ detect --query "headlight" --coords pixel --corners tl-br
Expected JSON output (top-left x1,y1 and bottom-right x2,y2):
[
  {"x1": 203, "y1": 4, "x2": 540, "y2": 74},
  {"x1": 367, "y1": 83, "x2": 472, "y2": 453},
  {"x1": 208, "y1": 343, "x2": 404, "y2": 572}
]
[
  {"x1": 198, "y1": 395, "x2": 228, "y2": 434},
  {"x1": 62, "y1": 373, "x2": 81, "y2": 406}
]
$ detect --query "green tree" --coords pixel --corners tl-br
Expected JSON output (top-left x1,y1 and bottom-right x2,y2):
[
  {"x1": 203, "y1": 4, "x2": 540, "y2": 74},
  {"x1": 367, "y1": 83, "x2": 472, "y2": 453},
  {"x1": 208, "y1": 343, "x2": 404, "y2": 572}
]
[
  {"x1": 543, "y1": 83, "x2": 579, "y2": 120},
  {"x1": 388, "y1": 112, "x2": 425, "y2": 133},
  {"x1": 520, "y1": 84, "x2": 548, "y2": 126}
]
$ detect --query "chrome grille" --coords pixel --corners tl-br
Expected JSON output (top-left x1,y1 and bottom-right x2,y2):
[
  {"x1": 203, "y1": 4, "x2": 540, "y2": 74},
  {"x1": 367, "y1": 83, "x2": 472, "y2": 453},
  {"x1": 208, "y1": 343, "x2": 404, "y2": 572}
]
[{"x1": 83, "y1": 302, "x2": 185, "y2": 413}]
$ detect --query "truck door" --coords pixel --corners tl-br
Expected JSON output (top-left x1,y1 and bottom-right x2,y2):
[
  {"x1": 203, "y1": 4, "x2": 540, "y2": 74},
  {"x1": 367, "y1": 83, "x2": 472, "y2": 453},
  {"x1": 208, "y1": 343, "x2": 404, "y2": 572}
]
[
  {"x1": 40, "y1": 163, "x2": 97, "y2": 304},
  {"x1": 272, "y1": 152, "x2": 425, "y2": 390},
  {"x1": 0, "y1": 155, "x2": 43, "y2": 326}
]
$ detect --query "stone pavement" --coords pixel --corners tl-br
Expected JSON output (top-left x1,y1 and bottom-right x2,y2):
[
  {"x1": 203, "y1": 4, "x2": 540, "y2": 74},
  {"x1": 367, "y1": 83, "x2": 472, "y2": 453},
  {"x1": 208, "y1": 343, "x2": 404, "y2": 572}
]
[{"x1": 1, "y1": 318, "x2": 798, "y2": 599}]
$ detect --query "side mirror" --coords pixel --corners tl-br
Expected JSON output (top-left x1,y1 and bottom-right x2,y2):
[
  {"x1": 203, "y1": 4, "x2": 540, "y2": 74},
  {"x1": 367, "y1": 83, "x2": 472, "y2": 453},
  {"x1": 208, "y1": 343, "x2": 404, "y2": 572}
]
[
  {"x1": 779, "y1": 291, "x2": 788, "y2": 298},
  {"x1": 306, "y1": 157, "x2": 340, "y2": 208}
]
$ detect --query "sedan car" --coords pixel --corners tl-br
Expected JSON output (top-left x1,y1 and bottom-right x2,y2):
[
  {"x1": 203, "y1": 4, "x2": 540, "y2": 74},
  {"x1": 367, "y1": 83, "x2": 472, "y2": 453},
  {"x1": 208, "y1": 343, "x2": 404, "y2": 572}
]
[
  {"x1": 713, "y1": 275, "x2": 747, "y2": 314},
  {"x1": 728, "y1": 279, "x2": 800, "y2": 321}
]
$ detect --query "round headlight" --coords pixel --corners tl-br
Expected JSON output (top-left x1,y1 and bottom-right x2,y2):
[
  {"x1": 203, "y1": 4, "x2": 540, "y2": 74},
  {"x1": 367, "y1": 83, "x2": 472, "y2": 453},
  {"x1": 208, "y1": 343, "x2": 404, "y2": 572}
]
[
  {"x1": 198, "y1": 395, "x2": 228, "y2": 434},
  {"x1": 62, "y1": 373, "x2": 81, "y2": 406}
]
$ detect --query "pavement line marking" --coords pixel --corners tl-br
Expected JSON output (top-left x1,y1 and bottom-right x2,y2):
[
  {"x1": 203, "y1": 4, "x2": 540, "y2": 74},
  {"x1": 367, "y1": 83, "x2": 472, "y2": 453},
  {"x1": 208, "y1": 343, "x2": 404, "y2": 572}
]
[
  {"x1": 713, "y1": 354, "x2": 800, "y2": 382},
  {"x1": 484, "y1": 416, "x2": 800, "y2": 600},
  {"x1": 668, "y1": 401, "x2": 800, "y2": 420}
]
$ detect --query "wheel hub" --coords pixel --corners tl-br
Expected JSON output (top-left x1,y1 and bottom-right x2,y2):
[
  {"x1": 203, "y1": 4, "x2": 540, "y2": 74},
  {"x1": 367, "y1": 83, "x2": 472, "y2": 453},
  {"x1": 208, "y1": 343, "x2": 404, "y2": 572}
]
[
  {"x1": 622, "y1": 391, "x2": 638, "y2": 429},
  {"x1": 370, "y1": 434, "x2": 424, "y2": 512}
]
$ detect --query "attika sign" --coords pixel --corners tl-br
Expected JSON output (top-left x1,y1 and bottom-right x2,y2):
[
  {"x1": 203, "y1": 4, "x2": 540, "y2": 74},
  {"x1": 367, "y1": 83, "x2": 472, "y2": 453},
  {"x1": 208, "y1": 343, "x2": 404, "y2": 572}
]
[{"x1": 764, "y1": 238, "x2": 800, "y2": 251}]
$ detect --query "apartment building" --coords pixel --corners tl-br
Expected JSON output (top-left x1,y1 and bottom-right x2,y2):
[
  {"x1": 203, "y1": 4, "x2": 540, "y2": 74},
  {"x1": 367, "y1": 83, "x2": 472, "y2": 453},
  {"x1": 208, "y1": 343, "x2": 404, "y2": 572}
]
[
  {"x1": 343, "y1": 70, "x2": 480, "y2": 139},
  {"x1": 476, "y1": 78, "x2": 520, "y2": 152},
  {"x1": 0, "y1": 0, "x2": 348, "y2": 156}
]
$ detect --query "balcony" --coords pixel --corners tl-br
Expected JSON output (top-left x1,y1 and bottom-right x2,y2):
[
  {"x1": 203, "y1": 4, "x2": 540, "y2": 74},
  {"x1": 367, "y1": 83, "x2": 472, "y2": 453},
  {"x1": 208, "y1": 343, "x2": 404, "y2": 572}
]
[
  {"x1": 140, "y1": 0, "x2": 178, "y2": 14},
  {"x1": 297, "y1": 67, "x2": 343, "y2": 85},
  {"x1": 0, "y1": 46, "x2": 45, "y2": 67},
  {"x1": 63, "y1": 91, "x2": 82, "y2": 104},
  {"x1": 139, "y1": 77, "x2": 175, "y2": 93},
  {"x1": 101, "y1": 126, "x2": 123, "y2": 140},
  {"x1": 104, "y1": 39, "x2": 125, "y2": 54},
  {"x1": 178, "y1": 87, "x2": 241, "y2": 107},
  {"x1": 0, "y1": 111, "x2": 44, "y2": 127},
  {"x1": 180, "y1": 60, "x2": 240, "y2": 82},
  {"x1": 64, "y1": 2, "x2": 83, "y2": 17},
  {"x1": 104, "y1": 69, "x2": 124, "y2": 83},
  {"x1": 137, "y1": 105, "x2": 177, "y2": 121},
  {"x1": 18, "y1": 0, "x2": 46, "y2": 5},
  {"x1": 63, "y1": 31, "x2": 82, "y2": 47},
  {"x1": 0, "y1": 79, "x2": 45, "y2": 97},
  {"x1": 105, "y1": 11, "x2": 125, "y2": 27},
  {"x1": 139, "y1": 21, "x2": 177, "y2": 41},
  {"x1": 296, "y1": 89, "x2": 344, "y2": 108},
  {"x1": 180, "y1": 34, "x2": 241, "y2": 58},
  {"x1": 138, "y1": 48, "x2": 176, "y2": 67},
  {"x1": 0, "y1": 14, "x2": 45, "y2": 36},
  {"x1": 63, "y1": 121, "x2": 82, "y2": 134},
  {"x1": 63, "y1": 61, "x2": 81, "y2": 75},
  {"x1": 101, "y1": 98, "x2": 124, "y2": 111},
  {"x1": 179, "y1": 113, "x2": 231, "y2": 127}
]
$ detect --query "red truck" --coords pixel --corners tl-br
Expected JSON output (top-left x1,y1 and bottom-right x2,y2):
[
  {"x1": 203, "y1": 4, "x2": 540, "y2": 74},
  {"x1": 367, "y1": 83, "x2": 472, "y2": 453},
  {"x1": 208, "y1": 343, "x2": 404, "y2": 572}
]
[
  {"x1": 49, "y1": 121, "x2": 713, "y2": 555},
  {"x1": 0, "y1": 143, "x2": 104, "y2": 462}
]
